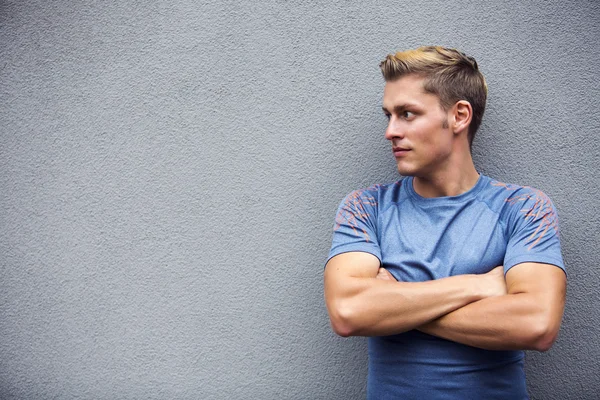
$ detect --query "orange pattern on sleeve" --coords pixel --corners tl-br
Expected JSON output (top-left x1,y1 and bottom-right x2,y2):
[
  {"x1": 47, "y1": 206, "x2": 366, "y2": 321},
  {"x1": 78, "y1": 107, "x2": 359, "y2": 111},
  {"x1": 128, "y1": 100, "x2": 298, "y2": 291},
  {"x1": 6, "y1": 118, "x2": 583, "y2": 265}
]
[
  {"x1": 492, "y1": 182, "x2": 559, "y2": 250},
  {"x1": 334, "y1": 185, "x2": 380, "y2": 243}
]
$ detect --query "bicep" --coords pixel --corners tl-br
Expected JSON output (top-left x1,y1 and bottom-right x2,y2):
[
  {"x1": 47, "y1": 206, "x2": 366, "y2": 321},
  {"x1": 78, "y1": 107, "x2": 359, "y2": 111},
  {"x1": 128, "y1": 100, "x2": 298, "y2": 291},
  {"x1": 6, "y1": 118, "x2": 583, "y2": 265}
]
[
  {"x1": 324, "y1": 252, "x2": 381, "y2": 299},
  {"x1": 326, "y1": 251, "x2": 381, "y2": 277},
  {"x1": 506, "y1": 262, "x2": 566, "y2": 318}
]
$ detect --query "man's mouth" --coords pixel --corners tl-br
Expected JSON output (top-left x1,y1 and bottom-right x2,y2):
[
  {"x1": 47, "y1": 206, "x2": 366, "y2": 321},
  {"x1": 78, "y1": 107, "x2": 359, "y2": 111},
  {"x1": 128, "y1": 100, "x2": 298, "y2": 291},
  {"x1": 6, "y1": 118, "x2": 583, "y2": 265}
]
[{"x1": 393, "y1": 147, "x2": 411, "y2": 157}]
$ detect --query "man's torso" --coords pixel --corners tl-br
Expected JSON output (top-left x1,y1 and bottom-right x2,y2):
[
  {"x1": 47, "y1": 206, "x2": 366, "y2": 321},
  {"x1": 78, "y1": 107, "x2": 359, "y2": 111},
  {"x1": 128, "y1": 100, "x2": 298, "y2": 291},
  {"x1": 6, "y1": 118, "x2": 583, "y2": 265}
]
[{"x1": 328, "y1": 174, "x2": 564, "y2": 399}]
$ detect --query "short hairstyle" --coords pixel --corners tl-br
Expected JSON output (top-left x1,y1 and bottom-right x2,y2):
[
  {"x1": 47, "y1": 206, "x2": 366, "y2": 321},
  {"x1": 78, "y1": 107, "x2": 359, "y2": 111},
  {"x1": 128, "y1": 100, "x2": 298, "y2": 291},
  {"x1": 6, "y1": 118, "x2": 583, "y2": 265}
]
[{"x1": 380, "y1": 46, "x2": 487, "y2": 147}]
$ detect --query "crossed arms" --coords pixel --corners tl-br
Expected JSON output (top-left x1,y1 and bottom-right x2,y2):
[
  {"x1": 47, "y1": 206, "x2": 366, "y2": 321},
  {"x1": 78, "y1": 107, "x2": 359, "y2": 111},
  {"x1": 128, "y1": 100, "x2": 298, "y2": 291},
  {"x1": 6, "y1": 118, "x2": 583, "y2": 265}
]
[{"x1": 324, "y1": 251, "x2": 566, "y2": 351}]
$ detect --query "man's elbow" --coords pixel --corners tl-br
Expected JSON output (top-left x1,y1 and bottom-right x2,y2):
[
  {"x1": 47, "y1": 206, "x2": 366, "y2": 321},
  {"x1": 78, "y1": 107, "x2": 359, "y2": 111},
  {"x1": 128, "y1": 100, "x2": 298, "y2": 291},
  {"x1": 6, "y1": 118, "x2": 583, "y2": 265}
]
[
  {"x1": 330, "y1": 320, "x2": 354, "y2": 338},
  {"x1": 531, "y1": 329, "x2": 559, "y2": 352},
  {"x1": 529, "y1": 315, "x2": 561, "y2": 352},
  {"x1": 328, "y1": 299, "x2": 361, "y2": 337}
]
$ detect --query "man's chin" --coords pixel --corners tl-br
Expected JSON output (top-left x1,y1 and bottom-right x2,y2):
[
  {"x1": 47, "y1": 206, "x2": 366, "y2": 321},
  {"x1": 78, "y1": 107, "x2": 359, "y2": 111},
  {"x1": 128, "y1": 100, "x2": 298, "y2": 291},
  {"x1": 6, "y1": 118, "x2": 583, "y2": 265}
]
[{"x1": 396, "y1": 165, "x2": 417, "y2": 177}]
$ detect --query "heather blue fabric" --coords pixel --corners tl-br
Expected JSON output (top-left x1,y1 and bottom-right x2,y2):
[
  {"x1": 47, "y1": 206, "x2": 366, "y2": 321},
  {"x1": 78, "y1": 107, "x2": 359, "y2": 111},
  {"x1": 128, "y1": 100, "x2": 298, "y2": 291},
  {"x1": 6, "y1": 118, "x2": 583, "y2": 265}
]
[{"x1": 327, "y1": 174, "x2": 565, "y2": 399}]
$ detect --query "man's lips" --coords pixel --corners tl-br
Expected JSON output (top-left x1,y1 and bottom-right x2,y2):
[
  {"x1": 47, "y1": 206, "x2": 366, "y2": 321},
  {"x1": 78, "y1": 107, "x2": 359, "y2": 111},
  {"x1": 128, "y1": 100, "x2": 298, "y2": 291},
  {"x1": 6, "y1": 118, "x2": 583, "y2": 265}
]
[{"x1": 393, "y1": 147, "x2": 411, "y2": 157}]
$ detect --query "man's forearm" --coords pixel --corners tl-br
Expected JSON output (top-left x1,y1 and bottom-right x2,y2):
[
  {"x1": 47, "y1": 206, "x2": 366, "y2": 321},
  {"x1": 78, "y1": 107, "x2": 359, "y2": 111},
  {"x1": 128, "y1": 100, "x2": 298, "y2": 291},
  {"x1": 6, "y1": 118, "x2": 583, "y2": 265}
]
[
  {"x1": 418, "y1": 294, "x2": 556, "y2": 351},
  {"x1": 417, "y1": 263, "x2": 566, "y2": 351},
  {"x1": 326, "y1": 272, "x2": 497, "y2": 337},
  {"x1": 325, "y1": 253, "x2": 506, "y2": 337}
]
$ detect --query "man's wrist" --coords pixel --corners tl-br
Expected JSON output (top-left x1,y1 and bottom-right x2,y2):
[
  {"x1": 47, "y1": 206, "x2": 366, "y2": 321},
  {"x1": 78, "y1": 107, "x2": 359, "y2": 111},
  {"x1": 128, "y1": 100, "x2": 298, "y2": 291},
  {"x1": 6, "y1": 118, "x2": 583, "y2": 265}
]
[{"x1": 461, "y1": 274, "x2": 488, "y2": 303}]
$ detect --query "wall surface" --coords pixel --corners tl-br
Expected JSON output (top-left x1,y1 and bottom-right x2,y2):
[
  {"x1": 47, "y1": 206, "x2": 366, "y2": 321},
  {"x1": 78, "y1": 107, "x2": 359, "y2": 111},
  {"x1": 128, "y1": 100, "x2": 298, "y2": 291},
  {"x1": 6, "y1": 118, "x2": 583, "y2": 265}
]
[{"x1": 1, "y1": 0, "x2": 599, "y2": 399}]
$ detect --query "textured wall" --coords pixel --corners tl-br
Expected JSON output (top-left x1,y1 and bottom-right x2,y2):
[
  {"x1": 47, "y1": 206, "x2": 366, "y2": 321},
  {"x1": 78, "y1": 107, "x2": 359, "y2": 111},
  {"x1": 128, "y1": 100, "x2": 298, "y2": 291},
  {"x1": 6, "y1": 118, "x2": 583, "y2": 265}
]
[{"x1": 1, "y1": 0, "x2": 598, "y2": 399}]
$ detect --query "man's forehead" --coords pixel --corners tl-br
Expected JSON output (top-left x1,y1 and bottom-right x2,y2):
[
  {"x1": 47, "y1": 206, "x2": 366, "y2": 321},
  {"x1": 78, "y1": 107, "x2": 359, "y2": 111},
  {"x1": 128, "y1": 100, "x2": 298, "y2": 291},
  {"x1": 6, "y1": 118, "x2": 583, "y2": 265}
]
[{"x1": 382, "y1": 75, "x2": 433, "y2": 107}]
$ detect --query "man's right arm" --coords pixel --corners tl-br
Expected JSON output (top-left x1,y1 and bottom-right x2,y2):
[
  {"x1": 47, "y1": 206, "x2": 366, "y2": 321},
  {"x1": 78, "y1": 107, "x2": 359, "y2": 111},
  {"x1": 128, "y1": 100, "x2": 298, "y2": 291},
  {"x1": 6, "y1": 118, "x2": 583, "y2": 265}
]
[{"x1": 324, "y1": 251, "x2": 506, "y2": 337}]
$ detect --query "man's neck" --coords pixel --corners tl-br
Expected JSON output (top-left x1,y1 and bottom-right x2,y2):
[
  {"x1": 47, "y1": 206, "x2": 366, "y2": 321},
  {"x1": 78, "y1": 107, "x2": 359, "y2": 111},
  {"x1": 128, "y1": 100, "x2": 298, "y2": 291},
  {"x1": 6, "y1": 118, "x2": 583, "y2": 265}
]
[{"x1": 412, "y1": 154, "x2": 480, "y2": 198}]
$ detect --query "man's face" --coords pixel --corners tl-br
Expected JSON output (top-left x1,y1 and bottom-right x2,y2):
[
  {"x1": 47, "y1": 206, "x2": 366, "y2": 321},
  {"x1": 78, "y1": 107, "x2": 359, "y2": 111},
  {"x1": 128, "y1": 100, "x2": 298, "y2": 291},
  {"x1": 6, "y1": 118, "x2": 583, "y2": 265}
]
[{"x1": 382, "y1": 74, "x2": 454, "y2": 178}]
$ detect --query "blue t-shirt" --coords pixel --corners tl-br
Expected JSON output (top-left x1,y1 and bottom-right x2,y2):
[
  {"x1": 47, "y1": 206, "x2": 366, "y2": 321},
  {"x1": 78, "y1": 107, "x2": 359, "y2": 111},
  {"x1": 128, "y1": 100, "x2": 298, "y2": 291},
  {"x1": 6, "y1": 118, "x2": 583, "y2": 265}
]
[{"x1": 327, "y1": 174, "x2": 565, "y2": 399}]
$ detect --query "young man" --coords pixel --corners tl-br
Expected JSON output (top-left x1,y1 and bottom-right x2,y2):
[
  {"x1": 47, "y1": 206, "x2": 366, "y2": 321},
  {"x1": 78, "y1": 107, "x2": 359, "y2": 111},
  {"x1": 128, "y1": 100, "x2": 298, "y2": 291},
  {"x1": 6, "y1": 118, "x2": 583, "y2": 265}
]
[{"x1": 324, "y1": 46, "x2": 566, "y2": 399}]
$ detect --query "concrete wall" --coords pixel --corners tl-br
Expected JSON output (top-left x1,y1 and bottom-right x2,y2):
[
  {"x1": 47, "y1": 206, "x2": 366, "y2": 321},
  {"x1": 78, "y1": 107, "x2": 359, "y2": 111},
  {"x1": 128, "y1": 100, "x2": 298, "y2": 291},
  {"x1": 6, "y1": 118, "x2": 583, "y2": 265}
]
[{"x1": 1, "y1": 0, "x2": 598, "y2": 398}]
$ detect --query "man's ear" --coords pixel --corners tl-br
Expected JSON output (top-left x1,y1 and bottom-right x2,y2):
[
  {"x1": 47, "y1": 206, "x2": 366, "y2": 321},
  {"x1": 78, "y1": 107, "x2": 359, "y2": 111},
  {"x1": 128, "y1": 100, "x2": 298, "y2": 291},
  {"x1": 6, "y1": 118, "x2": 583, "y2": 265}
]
[{"x1": 452, "y1": 100, "x2": 473, "y2": 135}]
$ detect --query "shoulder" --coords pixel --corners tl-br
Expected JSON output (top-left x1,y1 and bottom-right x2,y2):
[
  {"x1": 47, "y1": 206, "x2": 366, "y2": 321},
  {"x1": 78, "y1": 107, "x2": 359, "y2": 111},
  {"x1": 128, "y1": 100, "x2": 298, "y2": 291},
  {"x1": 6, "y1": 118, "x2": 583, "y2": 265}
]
[
  {"x1": 486, "y1": 179, "x2": 565, "y2": 270},
  {"x1": 339, "y1": 180, "x2": 404, "y2": 209},
  {"x1": 483, "y1": 178, "x2": 559, "y2": 236},
  {"x1": 481, "y1": 178, "x2": 556, "y2": 211},
  {"x1": 486, "y1": 179, "x2": 555, "y2": 207},
  {"x1": 334, "y1": 180, "x2": 403, "y2": 226}
]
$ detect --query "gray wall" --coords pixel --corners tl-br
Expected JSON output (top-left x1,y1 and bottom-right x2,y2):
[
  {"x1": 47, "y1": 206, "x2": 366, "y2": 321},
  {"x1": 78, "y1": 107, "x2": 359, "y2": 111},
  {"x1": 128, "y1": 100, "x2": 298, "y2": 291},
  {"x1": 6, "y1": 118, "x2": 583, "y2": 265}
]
[{"x1": 1, "y1": 0, "x2": 598, "y2": 399}]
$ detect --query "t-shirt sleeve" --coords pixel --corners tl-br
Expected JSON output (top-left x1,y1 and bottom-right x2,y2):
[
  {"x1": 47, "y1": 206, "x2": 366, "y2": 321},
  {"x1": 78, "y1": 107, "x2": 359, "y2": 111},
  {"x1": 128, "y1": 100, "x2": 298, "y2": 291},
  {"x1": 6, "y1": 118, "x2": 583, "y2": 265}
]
[
  {"x1": 503, "y1": 187, "x2": 565, "y2": 274},
  {"x1": 327, "y1": 188, "x2": 382, "y2": 264}
]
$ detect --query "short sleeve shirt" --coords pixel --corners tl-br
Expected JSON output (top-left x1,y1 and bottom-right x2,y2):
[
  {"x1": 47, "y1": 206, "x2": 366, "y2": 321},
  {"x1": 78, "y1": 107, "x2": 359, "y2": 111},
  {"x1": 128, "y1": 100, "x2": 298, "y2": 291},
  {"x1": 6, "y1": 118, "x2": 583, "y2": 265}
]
[{"x1": 328, "y1": 174, "x2": 565, "y2": 399}]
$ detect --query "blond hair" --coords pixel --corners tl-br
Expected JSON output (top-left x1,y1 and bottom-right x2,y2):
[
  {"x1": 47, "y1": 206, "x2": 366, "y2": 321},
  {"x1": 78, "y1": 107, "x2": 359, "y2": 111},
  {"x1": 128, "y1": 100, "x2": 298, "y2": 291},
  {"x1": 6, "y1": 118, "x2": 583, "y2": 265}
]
[{"x1": 380, "y1": 46, "x2": 487, "y2": 147}]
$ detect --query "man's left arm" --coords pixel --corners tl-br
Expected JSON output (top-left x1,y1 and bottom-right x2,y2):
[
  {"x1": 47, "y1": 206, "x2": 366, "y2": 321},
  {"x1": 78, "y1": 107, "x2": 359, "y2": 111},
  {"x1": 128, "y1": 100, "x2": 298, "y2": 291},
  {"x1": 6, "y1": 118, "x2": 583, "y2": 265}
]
[{"x1": 415, "y1": 262, "x2": 566, "y2": 351}]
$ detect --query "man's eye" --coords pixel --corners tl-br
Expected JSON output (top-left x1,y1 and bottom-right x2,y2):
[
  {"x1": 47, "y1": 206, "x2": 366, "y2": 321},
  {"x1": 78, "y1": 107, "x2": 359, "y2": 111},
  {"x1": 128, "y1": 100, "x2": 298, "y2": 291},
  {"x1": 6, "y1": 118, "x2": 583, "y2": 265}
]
[
  {"x1": 402, "y1": 111, "x2": 415, "y2": 119},
  {"x1": 384, "y1": 113, "x2": 391, "y2": 120}
]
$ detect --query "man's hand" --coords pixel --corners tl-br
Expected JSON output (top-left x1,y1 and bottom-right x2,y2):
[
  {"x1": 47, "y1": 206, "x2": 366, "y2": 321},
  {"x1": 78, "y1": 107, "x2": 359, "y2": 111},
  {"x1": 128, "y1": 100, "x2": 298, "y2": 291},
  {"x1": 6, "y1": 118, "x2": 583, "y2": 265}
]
[
  {"x1": 475, "y1": 266, "x2": 507, "y2": 297},
  {"x1": 375, "y1": 267, "x2": 396, "y2": 281}
]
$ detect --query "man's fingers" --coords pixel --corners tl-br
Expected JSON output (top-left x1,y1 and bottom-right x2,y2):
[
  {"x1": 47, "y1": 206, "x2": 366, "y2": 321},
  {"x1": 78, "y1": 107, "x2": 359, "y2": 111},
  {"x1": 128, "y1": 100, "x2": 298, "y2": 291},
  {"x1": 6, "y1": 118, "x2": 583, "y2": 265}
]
[{"x1": 376, "y1": 267, "x2": 396, "y2": 281}]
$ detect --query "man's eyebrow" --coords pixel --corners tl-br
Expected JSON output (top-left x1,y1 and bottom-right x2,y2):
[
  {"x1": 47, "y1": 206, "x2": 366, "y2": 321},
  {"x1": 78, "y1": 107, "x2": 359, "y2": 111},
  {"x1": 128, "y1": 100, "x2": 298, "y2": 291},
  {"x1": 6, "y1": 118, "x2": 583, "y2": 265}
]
[{"x1": 381, "y1": 104, "x2": 414, "y2": 114}]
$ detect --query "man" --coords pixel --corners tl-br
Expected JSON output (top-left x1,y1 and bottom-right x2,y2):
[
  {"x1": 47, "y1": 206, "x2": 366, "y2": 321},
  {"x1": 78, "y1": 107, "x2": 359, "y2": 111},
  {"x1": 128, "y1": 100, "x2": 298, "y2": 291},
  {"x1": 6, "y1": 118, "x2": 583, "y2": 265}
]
[{"x1": 324, "y1": 46, "x2": 566, "y2": 399}]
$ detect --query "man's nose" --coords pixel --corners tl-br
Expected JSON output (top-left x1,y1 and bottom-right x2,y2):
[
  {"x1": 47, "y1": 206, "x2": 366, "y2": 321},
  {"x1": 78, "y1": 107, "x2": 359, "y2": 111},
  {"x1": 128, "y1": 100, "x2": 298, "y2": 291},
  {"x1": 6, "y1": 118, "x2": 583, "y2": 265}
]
[{"x1": 384, "y1": 119, "x2": 404, "y2": 141}]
